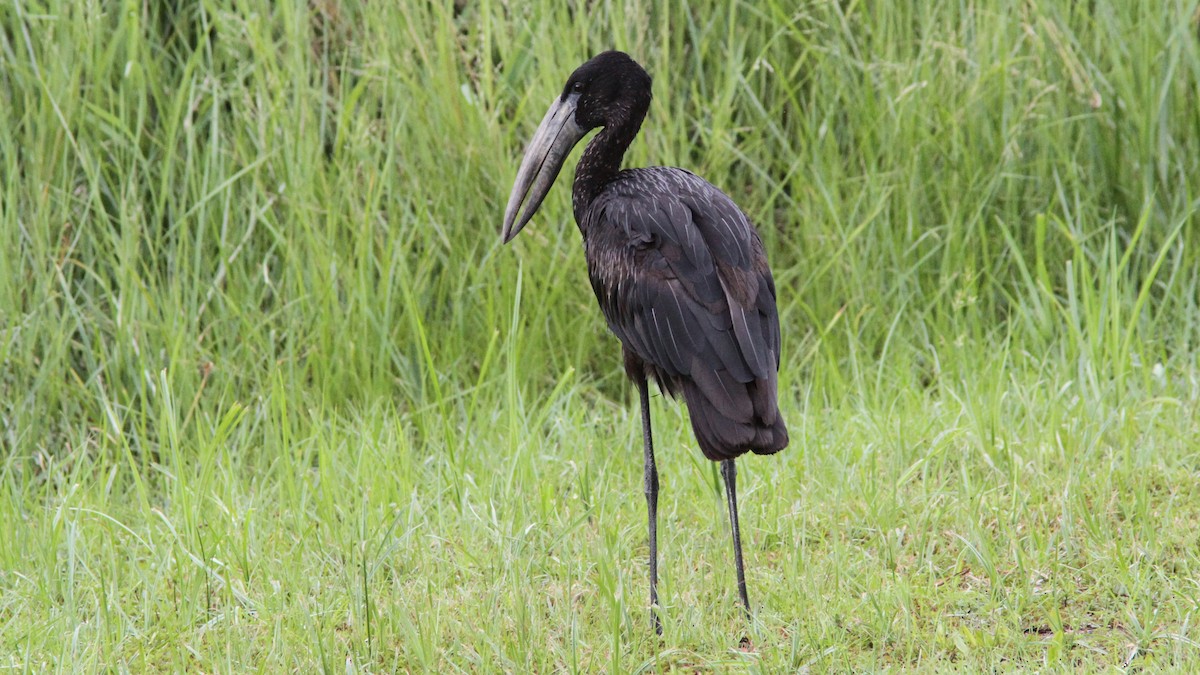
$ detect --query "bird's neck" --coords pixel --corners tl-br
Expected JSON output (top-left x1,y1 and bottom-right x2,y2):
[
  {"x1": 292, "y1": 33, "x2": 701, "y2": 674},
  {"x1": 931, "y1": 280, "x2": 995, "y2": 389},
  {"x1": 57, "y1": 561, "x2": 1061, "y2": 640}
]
[{"x1": 572, "y1": 110, "x2": 645, "y2": 224}]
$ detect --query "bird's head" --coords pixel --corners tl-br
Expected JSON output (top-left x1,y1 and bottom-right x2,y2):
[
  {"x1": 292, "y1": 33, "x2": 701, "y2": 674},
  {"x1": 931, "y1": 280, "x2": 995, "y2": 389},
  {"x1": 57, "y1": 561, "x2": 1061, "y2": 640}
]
[
  {"x1": 501, "y1": 51, "x2": 652, "y2": 243},
  {"x1": 561, "y1": 51, "x2": 652, "y2": 130}
]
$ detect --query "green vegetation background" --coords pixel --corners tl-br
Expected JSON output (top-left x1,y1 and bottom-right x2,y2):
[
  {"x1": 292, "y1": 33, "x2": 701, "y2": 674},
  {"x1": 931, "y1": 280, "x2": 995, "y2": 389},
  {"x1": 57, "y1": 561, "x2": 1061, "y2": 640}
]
[{"x1": 2, "y1": 0, "x2": 1198, "y2": 670}]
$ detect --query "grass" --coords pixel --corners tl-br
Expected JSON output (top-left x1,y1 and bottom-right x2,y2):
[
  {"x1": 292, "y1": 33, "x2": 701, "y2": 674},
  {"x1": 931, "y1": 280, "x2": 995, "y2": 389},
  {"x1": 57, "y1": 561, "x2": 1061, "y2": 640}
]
[{"x1": 2, "y1": 0, "x2": 1199, "y2": 670}]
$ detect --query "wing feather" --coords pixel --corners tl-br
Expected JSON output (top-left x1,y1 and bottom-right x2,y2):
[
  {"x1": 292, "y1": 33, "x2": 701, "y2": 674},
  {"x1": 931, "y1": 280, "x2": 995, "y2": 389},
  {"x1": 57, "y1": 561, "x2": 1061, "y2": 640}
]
[{"x1": 585, "y1": 168, "x2": 779, "y2": 388}]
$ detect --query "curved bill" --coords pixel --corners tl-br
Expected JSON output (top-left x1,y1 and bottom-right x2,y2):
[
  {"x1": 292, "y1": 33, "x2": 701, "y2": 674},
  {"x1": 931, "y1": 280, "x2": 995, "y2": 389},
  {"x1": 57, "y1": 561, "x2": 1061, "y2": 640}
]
[{"x1": 501, "y1": 93, "x2": 587, "y2": 243}]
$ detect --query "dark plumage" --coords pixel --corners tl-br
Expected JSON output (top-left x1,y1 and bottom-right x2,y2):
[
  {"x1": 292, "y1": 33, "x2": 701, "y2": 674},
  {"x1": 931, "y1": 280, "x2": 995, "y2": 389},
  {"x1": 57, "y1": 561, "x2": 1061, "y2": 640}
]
[
  {"x1": 502, "y1": 50, "x2": 787, "y2": 633},
  {"x1": 583, "y1": 168, "x2": 788, "y2": 460}
]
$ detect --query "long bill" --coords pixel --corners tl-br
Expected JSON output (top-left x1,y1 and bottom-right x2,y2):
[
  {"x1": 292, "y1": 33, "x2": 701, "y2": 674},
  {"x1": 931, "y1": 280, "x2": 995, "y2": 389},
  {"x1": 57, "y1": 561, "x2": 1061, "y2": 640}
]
[{"x1": 501, "y1": 92, "x2": 587, "y2": 243}]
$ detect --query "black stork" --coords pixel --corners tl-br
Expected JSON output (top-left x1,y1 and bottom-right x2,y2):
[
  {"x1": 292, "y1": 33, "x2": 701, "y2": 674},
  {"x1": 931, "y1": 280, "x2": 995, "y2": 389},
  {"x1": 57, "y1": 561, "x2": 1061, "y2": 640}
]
[{"x1": 501, "y1": 51, "x2": 788, "y2": 632}]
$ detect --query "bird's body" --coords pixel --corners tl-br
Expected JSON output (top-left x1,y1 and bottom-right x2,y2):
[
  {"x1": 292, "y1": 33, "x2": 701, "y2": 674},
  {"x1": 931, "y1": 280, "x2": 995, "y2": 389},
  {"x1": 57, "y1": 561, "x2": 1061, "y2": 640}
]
[
  {"x1": 502, "y1": 51, "x2": 787, "y2": 633},
  {"x1": 579, "y1": 167, "x2": 787, "y2": 460}
]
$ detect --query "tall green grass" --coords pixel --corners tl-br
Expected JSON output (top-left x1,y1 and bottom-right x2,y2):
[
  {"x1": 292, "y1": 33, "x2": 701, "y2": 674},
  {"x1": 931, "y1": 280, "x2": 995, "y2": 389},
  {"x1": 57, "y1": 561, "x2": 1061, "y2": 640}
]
[{"x1": 2, "y1": 0, "x2": 1199, "y2": 670}]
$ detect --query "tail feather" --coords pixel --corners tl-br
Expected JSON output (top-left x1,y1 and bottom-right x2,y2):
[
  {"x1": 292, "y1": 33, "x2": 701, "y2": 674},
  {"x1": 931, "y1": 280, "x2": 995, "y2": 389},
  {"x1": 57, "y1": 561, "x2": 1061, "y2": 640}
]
[{"x1": 681, "y1": 366, "x2": 788, "y2": 461}]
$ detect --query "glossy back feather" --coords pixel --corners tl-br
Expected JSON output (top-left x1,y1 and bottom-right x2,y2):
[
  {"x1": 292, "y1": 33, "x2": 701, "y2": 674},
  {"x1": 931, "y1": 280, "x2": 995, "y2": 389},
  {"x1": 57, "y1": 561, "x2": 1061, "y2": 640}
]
[{"x1": 582, "y1": 168, "x2": 788, "y2": 461}]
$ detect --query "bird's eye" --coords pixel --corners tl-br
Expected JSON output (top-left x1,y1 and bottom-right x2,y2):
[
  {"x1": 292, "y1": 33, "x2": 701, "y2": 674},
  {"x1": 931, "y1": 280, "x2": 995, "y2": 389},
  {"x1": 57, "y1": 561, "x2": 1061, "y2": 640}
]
[{"x1": 572, "y1": 81, "x2": 585, "y2": 92}]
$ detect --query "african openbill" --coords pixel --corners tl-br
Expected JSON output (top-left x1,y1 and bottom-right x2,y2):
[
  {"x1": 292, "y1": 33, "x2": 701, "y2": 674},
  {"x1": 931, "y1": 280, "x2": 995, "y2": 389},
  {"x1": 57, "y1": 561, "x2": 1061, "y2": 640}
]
[{"x1": 502, "y1": 51, "x2": 788, "y2": 633}]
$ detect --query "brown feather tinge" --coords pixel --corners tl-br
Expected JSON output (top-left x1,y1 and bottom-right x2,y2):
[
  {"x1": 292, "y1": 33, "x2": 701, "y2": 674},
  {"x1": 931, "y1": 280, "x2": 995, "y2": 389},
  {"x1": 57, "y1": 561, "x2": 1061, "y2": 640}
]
[
  {"x1": 689, "y1": 356, "x2": 753, "y2": 419},
  {"x1": 686, "y1": 365, "x2": 787, "y2": 458},
  {"x1": 681, "y1": 375, "x2": 787, "y2": 461}
]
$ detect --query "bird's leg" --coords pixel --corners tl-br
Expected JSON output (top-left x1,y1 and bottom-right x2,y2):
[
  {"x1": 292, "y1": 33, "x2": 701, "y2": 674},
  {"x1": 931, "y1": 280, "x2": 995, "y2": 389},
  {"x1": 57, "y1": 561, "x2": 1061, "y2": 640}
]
[
  {"x1": 721, "y1": 459, "x2": 751, "y2": 623},
  {"x1": 638, "y1": 376, "x2": 662, "y2": 635}
]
